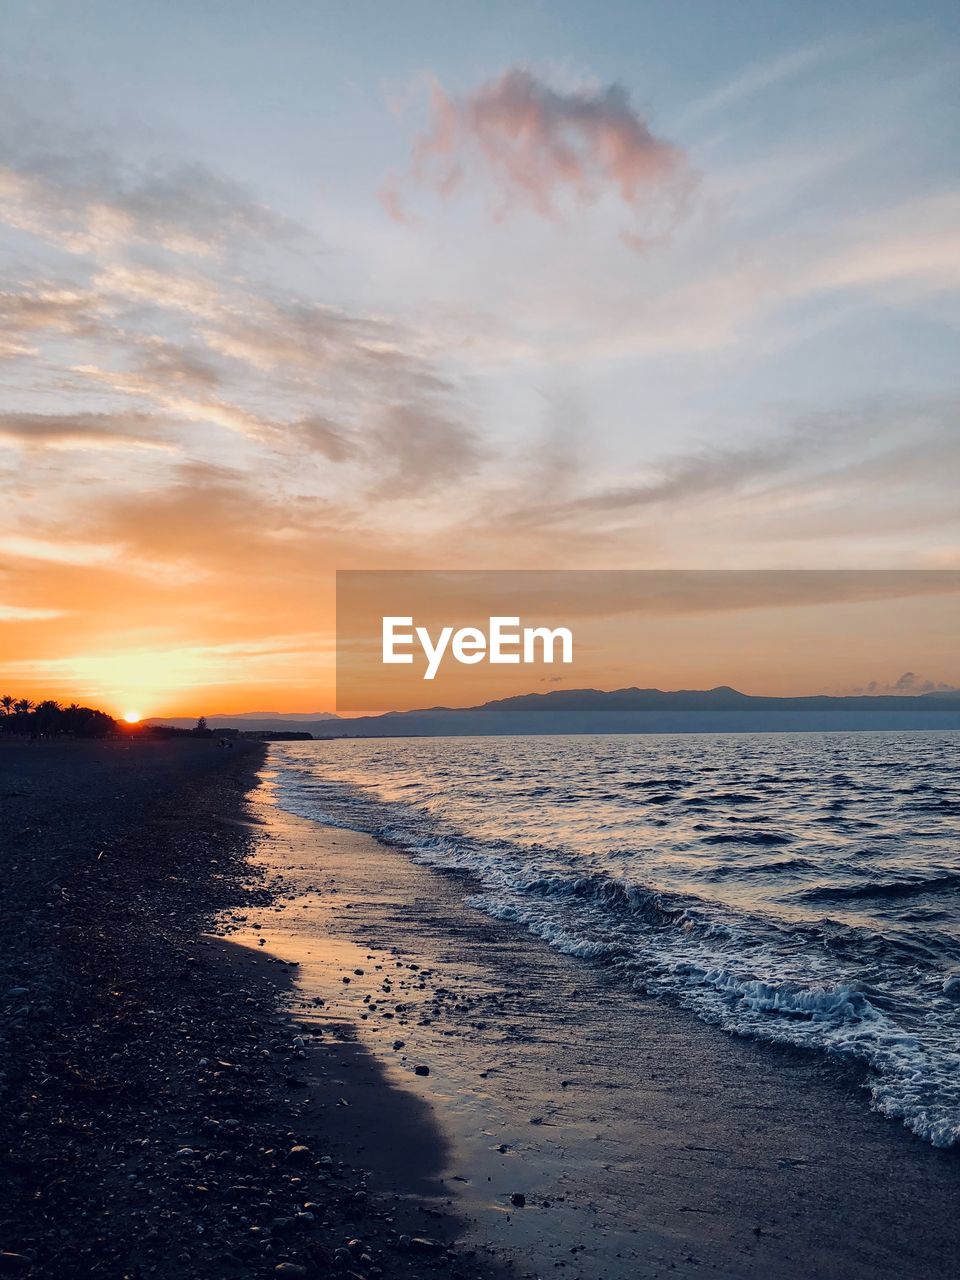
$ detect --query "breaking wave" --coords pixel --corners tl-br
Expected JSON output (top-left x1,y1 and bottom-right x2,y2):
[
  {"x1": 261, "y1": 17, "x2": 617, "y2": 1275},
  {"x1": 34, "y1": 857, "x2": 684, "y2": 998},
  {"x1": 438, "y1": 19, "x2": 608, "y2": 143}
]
[{"x1": 270, "y1": 730, "x2": 960, "y2": 1148}]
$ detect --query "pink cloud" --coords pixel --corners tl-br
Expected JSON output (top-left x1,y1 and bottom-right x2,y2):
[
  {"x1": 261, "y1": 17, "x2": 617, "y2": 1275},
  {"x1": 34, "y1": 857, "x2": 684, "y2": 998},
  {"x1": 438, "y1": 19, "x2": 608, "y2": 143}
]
[{"x1": 384, "y1": 67, "x2": 693, "y2": 243}]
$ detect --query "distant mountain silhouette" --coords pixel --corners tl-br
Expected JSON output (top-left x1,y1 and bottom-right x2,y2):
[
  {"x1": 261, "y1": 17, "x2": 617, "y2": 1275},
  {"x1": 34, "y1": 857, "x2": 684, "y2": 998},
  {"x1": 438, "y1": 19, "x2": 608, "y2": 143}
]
[
  {"x1": 305, "y1": 686, "x2": 960, "y2": 737},
  {"x1": 147, "y1": 712, "x2": 339, "y2": 732}
]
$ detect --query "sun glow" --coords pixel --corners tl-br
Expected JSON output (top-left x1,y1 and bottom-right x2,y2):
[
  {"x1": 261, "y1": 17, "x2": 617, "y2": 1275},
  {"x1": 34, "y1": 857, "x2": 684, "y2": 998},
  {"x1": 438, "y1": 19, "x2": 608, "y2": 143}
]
[
  {"x1": 123, "y1": 711, "x2": 141, "y2": 724},
  {"x1": 2, "y1": 636, "x2": 336, "y2": 719}
]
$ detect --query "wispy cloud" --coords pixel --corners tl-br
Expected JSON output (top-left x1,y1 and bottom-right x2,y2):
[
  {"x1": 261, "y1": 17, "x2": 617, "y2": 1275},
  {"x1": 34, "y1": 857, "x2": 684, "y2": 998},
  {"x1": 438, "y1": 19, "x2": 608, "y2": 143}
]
[
  {"x1": 0, "y1": 284, "x2": 103, "y2": 358},
  {"x1": 0, "y1": 603, "x2": 65, "y2": 622},
  {"x1": 0, "y1": 92, "x2": 293, "y2": 259},
  {"x1": 0, "y1": 149, "x2": 482, "y2": 491},
  {"x1": 0, "y1": 410, "x2": 172, "y2": 451},
  {"x1": 478, "y1": 397, "x2": 960, "y2": 571},
  {"x1": 0, "y1": 534, "x2": 122, "y2": 567}
]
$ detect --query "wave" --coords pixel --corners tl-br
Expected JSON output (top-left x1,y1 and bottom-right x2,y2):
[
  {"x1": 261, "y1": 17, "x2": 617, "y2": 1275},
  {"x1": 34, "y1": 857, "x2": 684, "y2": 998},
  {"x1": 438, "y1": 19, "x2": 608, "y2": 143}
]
[
  {"x1": 700, "y1": 830, "x2": 793, "y2": 846},
  {"x1": 799, "y1": 873, "x2": 960, "y2": 903},
  {"x1": 475, "y1": 885, "x2": 960, "y2": 1148},
  {"x1": 268, "y1": 733, "x2": 960, "y2": 1149},
  {"x1": 623, "y1": 777, "x2": 686, "y2": 790},
  {"x1": 472, "y1": 887, "x2": 960, "y2": 1148},
  {"x1": 707, "y1": 856, "x2": 820, "y2": 877}
]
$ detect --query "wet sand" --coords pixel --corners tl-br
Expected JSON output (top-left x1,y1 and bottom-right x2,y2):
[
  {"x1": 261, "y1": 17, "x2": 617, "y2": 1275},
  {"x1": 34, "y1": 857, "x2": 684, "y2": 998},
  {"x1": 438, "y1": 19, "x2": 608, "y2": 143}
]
[{"x1": 237, "y1": 761, "x2": 960, "y2": 1280}]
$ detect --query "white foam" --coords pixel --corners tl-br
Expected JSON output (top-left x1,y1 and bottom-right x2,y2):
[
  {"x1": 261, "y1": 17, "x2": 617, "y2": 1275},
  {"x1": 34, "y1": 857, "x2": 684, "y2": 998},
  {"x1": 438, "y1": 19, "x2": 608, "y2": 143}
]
[{"x1": 269, "y1": 741, "x2": 960, "y2": 1148}]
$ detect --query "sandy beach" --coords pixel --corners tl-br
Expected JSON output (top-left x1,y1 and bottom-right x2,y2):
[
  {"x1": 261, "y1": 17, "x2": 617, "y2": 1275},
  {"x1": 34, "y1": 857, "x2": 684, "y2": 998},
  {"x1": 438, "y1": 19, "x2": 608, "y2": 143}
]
[{"x1": 3, "y1": 739, "x2": 960, "y2": 1279}]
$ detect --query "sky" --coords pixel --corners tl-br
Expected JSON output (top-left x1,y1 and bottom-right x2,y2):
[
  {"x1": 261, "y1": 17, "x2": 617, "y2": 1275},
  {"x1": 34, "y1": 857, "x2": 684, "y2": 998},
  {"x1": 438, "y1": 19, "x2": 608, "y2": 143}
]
[{"x1": 0, "y1": 1, "x2": 958, "y2": 716}]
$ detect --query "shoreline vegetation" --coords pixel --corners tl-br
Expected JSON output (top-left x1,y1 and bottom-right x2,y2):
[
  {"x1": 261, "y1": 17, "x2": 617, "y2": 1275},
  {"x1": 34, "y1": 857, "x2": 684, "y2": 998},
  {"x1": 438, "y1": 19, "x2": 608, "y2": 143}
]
[
  {"x1": 0, "y1": 699, "x2": 313, "y2": 744},
  {"x1": 0, "y1": 697, "x2": 117, "y2": 739},
  {"x1": 0, "y1": 739, "x2": 502, "y2": 1280}
]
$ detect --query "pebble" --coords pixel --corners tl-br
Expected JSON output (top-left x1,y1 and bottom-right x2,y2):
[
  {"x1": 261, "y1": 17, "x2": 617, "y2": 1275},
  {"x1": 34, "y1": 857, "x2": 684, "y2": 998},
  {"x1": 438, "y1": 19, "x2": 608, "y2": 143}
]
[
  {"x1": 408, "y1": 1236, "x2": 444, "y2": 1252},
  {"x1": 1, "y1": 751, "x2": 489, "y2": 1280},
  {"x1": 0, "y1": 1254, "x2": 33, "y2": 1272}
]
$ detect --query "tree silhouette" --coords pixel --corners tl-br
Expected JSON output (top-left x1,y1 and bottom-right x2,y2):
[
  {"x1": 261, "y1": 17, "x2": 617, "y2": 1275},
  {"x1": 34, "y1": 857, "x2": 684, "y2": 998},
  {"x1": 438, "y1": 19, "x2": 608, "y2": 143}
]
[
  {"x1": 34, "y1": 700, "x2": 63, "y2": 735},
  {"x1": 0, "y1": 696, "x2": 116, "y2": 738}
]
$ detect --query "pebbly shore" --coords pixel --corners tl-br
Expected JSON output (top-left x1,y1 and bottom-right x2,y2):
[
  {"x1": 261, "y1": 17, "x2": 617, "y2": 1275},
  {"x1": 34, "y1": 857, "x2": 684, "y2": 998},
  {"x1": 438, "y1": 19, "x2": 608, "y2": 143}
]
[{"x1": 0, "y1": 739, "x2": 505, "y2": 1280}]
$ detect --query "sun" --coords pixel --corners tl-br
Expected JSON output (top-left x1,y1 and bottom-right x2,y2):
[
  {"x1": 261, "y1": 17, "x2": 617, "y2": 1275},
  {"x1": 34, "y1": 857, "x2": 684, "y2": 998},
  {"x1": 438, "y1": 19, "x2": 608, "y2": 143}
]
[{"x1": 123, "y1": 711, "x2": 142, "y2": 724}]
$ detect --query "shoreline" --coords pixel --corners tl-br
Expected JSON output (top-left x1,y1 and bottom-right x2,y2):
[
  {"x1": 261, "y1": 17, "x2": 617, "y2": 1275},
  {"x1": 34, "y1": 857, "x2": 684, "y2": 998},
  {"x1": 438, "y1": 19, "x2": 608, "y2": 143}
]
[
  {"x1": 0, "y1": 740, "x2": 503, "y2": 1280},
  {"x1": 4, "y1": 738, "x2": 960, "y2": 1278},
  {"x1": 241, "y1": 753, "x2": 960, "y2": 1280}
]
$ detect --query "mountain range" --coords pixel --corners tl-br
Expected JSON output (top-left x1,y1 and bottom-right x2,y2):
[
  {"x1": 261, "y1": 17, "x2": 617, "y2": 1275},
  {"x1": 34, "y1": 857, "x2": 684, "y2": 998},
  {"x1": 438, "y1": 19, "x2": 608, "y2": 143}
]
[
  {"x1": 147, "y1": 711, "x2": 339, "y2": 732},
  {"x1": 153, "y1": 687, "x2": 960, "y2": 737}
]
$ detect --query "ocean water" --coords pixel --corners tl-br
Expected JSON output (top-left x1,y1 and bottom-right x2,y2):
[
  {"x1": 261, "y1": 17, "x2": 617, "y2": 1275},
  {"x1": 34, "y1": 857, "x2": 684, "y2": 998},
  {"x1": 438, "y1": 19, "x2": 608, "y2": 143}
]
[{"x1": 269, "y1": 732, "x2": 960, "y2": 1148}]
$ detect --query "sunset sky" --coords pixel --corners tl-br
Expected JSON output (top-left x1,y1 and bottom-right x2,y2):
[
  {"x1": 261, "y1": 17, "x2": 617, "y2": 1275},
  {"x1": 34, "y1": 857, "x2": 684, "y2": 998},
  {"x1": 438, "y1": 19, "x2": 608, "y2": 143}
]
[{"x1": 1, "y1": 1, "x2": 958, "y2": 716}]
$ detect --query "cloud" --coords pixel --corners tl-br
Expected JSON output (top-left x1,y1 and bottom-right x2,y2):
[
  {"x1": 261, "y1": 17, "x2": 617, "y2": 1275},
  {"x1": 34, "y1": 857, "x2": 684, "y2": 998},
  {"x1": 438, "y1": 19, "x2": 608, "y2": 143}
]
[
  {"x1": 679, "y1": 37, "x2": 857, "y2": 125},
  {"x1": 474, "y1": 396, "x2": 960, "y2": 574},
  {"x1": 0, "y1": 284, "x2": 102, "y2": 358},
  {"x1": 370, "y1": 402, "x2": 483, "y2": 496},
  {"x1": 92, "y1": 264, "x2": 225, "y2": 317},
  {"x1": 0, "y1": 410, "x2": 172, "y2": 451},
  {"x1": 386, "y1": 67, "x2": 692, "y2": 243},
  {"x1": 0, "y1": 161, "x2": 285, "y2": 259},
  {"x1": 855, "y1": 672, "x2": 959, "y2": 695},
  {"x1": 197, "y1": 294, "x2": 401, "y2": 373},
  {"x1": 0, "y1": 603, "x2": 65, "y2": 622},
  {"x1": 0, "y1": 92, "x2": 293, "y2": 259},
  {"x1": 558, "y1": 432, "x2": 804, "y2": 515},
  {"x1": 493, "y1": 414, "x2": 832, "y2": 534},
  {"x1": 62, "y1": 263, "x2": 482, "y2": 486},
  {"x1": 290, "y1": 415, "x2": 353, "y2": 463},
  {"x1": 0, "y1": 534, "x2": 122, "y2": 567},
  {"x1": 133, "y1": 337, "x2": 223, "y2": 391}
]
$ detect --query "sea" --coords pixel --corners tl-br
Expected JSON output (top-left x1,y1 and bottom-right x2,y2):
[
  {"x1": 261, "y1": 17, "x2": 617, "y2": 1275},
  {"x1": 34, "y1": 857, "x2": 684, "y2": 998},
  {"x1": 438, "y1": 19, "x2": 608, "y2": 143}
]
[{"x1": 268, "y1": 731, "x2": 960, "y2": 1148}]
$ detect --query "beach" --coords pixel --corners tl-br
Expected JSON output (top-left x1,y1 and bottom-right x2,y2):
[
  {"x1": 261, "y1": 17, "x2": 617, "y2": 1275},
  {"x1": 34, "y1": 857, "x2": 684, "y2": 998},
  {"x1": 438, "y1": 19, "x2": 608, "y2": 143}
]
[
  {"x1": 3, "y1": 739, "x2": 960, "y2": 1279},
  {"x1": 0, "y1": 740, "x2": 504, "y2": 1280},
  {"x1": 241, "y1": 754, "x2": 960, "y2": 1280}
]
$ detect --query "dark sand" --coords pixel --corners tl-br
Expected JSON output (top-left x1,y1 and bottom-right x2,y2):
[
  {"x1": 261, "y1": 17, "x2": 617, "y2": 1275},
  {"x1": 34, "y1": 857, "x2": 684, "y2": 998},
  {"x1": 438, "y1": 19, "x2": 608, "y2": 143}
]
[
  {"x1": 234, "y1": 758, "x2": 960, "y2": 1280},
  {"x1": 0, "y1": 740, "x2": 504, "y2": 1280}
]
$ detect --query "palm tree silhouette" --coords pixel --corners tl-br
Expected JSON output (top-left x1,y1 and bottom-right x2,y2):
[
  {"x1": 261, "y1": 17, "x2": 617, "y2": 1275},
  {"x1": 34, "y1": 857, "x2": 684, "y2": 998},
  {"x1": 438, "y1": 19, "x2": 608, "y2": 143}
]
[{"x1": 0, "y1": 695, "x2": 116, "y2": 738}]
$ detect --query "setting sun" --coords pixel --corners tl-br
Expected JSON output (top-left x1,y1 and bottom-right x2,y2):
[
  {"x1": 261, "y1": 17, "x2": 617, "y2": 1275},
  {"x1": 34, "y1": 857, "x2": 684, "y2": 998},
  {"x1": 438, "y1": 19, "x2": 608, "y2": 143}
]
[{"x1": 123, "y1": 711, "x2": 141, "y2": 724}]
